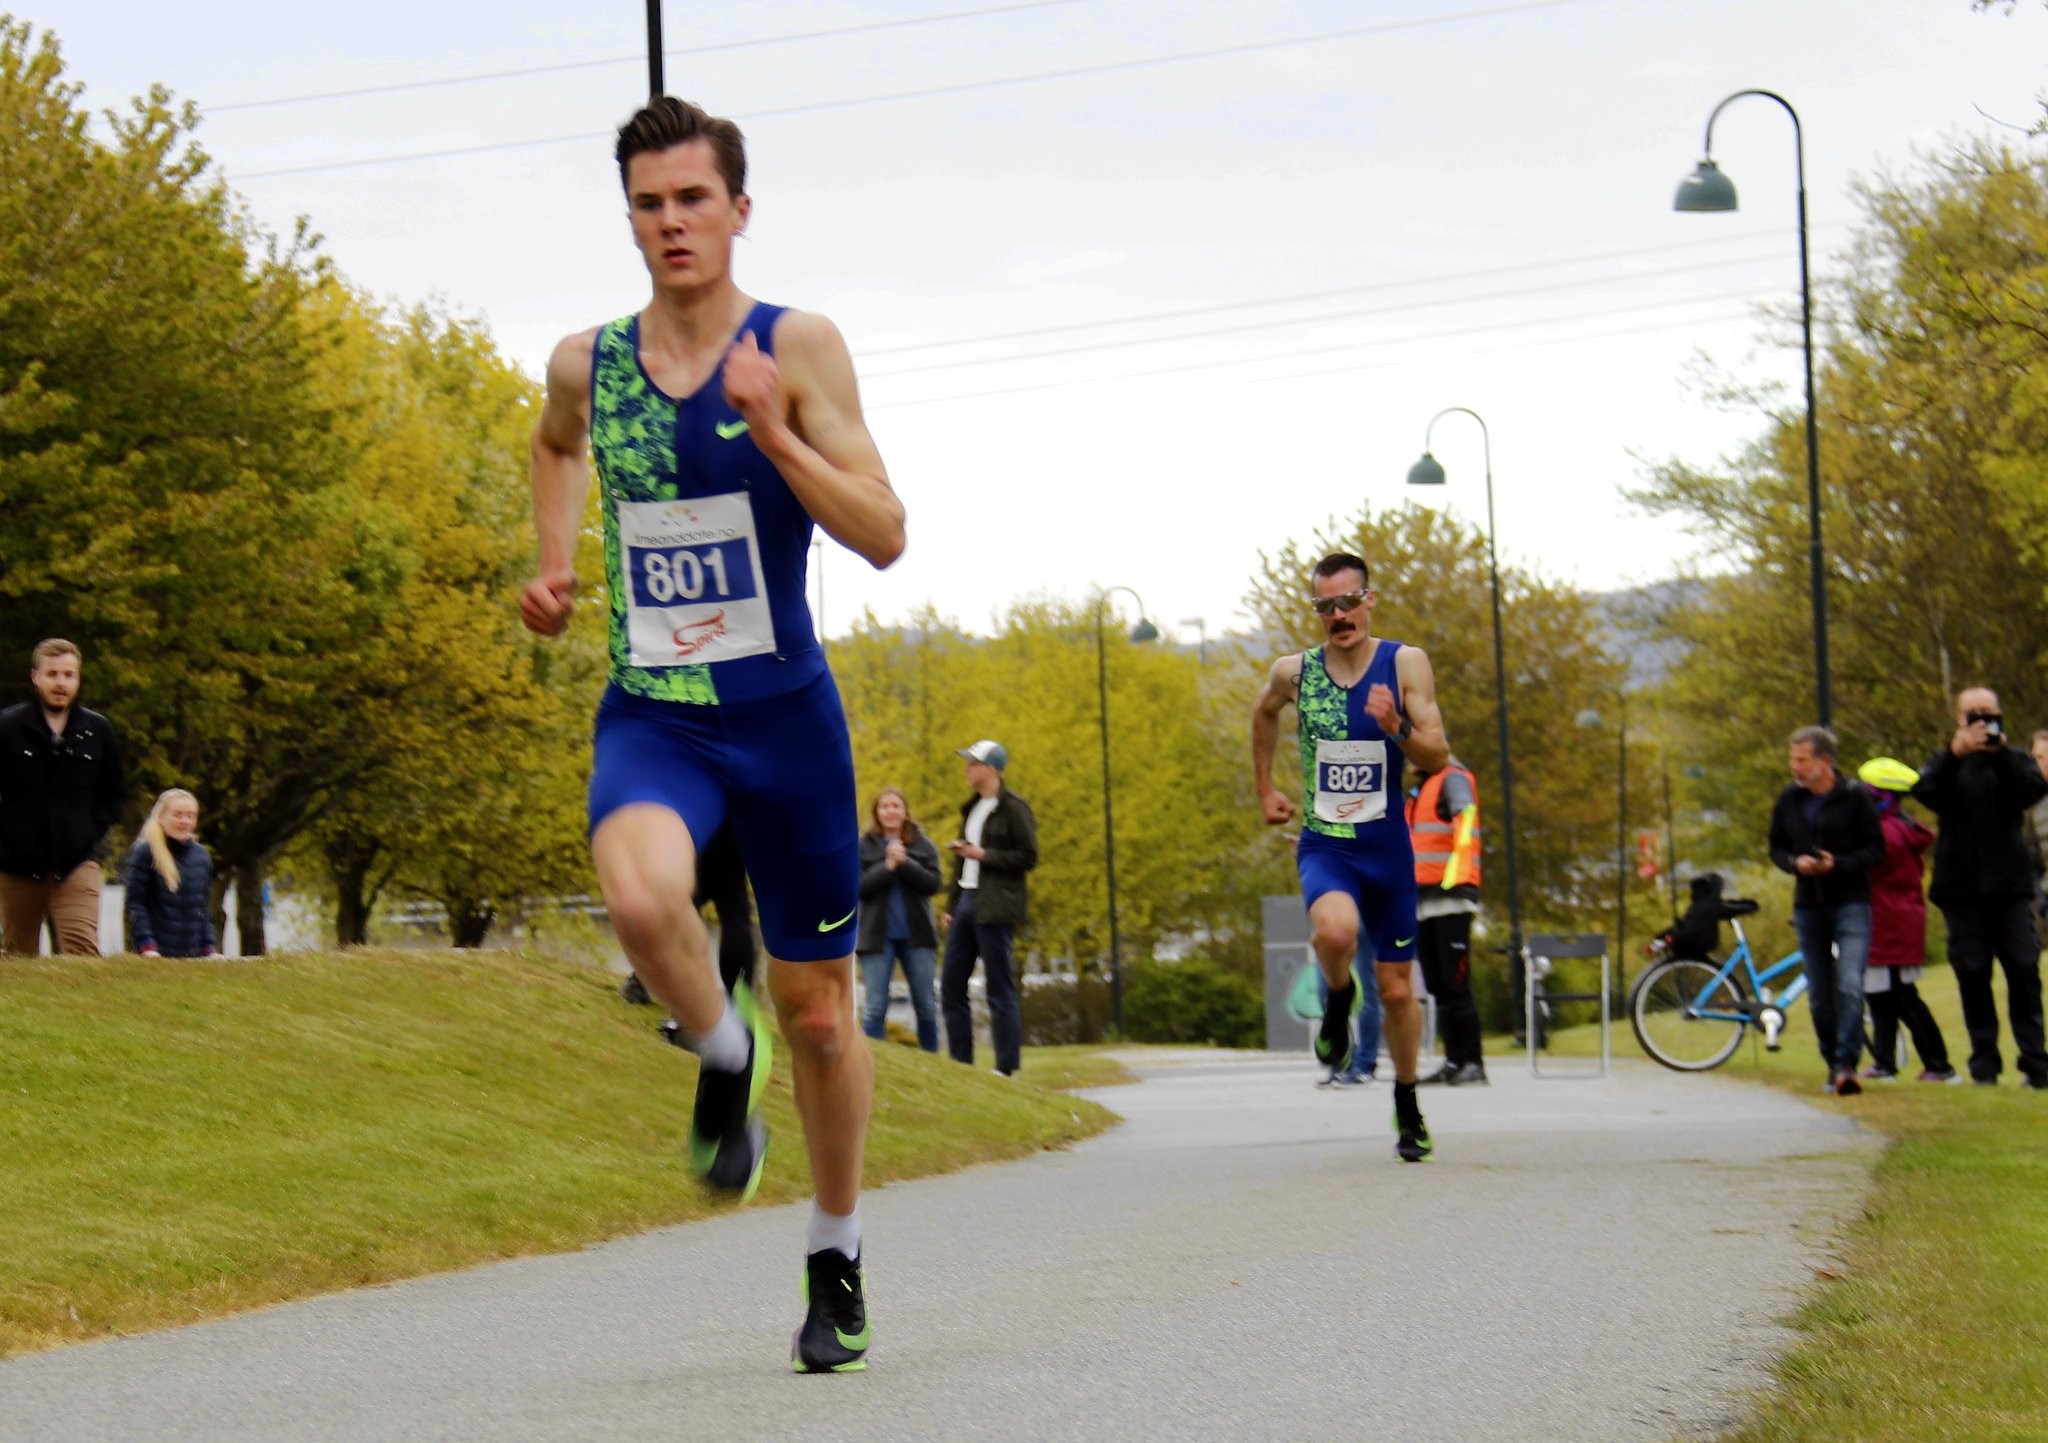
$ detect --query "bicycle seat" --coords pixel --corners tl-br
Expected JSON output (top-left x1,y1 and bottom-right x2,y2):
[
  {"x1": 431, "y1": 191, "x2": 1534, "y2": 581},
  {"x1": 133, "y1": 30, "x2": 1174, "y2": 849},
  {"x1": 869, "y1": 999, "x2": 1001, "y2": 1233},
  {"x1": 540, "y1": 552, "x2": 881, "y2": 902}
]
[{"x1": 1721, "y1": 898, "x2": 1760, "y2": 917}]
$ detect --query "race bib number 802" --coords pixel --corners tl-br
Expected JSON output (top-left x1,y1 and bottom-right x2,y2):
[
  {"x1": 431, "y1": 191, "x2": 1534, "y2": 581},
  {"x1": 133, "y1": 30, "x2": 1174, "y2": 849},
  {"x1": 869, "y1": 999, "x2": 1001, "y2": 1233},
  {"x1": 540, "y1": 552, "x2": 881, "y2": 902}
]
[{"x1": 1313, "y1": 738, "x2": 1388, "y2": 825}]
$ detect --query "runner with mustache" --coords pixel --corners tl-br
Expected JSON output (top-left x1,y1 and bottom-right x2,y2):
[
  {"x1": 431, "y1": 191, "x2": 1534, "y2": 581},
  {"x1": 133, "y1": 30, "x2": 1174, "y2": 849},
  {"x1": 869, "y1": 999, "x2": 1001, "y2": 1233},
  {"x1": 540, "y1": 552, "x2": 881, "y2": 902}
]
[
  {"x1": 1251, "y1": 552, "x2": 1451, "y2": 1161},
  {"x1": 520, "y1": 96, "x2": 903, "y2": 1372}
]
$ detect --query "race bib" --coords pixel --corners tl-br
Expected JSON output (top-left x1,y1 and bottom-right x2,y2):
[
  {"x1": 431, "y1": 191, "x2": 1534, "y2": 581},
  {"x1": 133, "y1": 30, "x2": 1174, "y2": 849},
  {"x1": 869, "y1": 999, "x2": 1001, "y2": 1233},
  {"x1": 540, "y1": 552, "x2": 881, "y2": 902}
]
[
  {"x1": 1313, "y1": 738, "x2": 1388, "y2": 825},
  {"x1": 619, "y1": 493, "x2": 776, "y2": 668}
]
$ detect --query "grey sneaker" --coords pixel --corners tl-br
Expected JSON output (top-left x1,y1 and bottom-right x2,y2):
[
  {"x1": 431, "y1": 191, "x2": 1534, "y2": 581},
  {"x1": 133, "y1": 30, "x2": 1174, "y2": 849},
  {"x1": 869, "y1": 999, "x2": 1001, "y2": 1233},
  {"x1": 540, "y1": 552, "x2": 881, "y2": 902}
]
[{"x1": 1445, "y1": 1062, "x2": 1489, "y2": 1086}]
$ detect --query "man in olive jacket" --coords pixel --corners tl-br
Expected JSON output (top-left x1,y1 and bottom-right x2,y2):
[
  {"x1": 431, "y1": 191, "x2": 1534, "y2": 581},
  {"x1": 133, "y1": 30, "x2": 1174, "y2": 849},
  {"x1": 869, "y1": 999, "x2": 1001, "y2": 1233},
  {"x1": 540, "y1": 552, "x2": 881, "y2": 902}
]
[{"x1": 939, "y1": 739, "x2": 1039, "y2": 1076}]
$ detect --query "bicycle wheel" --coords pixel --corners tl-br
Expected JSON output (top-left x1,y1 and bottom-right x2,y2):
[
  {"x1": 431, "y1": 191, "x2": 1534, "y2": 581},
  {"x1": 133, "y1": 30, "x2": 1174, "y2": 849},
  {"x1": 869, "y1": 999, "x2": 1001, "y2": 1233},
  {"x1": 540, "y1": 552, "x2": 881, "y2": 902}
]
[{"x1": 1632, "y1": 959, "x2": 1748, "y2": 1071}]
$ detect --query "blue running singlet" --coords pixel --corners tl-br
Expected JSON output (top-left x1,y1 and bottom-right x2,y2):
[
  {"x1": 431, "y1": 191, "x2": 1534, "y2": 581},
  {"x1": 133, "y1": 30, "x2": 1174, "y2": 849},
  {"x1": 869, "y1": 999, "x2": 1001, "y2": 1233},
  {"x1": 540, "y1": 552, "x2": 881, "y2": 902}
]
[
  {"x1": 585, "y1": 303, "x2": 858, "y2": 961},
  {"x1": 1294, "y1": 639, "x2": 1418, "y2": 963}
]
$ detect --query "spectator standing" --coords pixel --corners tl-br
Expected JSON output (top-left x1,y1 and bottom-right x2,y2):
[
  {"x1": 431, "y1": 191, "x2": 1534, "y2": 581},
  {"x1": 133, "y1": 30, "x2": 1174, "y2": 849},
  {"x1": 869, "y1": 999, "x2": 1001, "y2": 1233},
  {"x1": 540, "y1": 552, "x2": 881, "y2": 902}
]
[
  {"x1": 1854, "y1": 758, "x2": 1955, "y2": 1082},
  {"x1": 1410, "y1": 758, "x2": 1487, "y2": 1086},
  {"x1": 1911, "y1": 687, "x2": 2048, "y2": 1089},
  {"x1": 939, "y1": 740, "x2": 1038, "y2": 1077},
  {"x1": 856, "y1": 787, "x2": 943, "y2": 1052},
  {"x1": 123, "y1": 789, "x2": 219, "y2": 959},
  {"x1": 0, "y1": 640, "x2": 126, "y2": 957},
  {"x1": 1767, "y1": 725, "x2": 1886, "y2": 1096}
]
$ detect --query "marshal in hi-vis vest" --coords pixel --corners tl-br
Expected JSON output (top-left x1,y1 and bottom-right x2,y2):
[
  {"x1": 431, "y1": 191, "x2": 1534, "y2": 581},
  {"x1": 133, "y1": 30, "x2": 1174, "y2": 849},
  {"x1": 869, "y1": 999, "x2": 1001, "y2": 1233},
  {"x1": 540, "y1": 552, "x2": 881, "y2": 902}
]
[{"x1": 1408, "y1": 762, "x2": 1483, "y2": 892}]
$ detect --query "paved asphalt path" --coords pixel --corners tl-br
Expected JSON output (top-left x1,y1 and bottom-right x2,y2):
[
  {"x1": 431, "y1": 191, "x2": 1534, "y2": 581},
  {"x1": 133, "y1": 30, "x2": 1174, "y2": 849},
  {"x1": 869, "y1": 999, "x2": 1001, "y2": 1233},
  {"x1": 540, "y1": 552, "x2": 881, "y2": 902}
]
[{"x1": 0, "y1": 1051, "x2": 1878, "y2": 1443}]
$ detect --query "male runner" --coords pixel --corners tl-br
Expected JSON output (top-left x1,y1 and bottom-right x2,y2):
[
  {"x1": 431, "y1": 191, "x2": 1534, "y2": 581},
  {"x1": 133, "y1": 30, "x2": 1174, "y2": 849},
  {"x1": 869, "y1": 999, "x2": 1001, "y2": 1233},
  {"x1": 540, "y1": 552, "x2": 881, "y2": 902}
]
[
  {"x1": 1251, "y1": 553, "x2": 1450, "y2": 1161},
  {"x1": 520, "y1": 96, "x2": 904, "y2": 1373}
]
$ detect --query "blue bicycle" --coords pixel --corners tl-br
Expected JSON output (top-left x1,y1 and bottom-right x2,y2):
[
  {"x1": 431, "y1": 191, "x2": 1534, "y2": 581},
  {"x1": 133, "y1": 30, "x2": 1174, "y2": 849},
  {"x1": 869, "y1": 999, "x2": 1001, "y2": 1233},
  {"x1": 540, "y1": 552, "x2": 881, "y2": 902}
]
[{"x1": 1630, "y1": 898, "x2": 1809, "y2": 1071}]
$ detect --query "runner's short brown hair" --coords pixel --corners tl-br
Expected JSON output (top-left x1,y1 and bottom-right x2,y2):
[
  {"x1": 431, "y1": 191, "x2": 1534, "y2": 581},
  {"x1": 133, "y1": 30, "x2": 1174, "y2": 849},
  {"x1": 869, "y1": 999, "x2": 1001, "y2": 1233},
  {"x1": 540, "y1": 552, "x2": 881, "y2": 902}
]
[
  {"x1": 31, "y1": 638, "x2": 79, "y2": 668},
  {"x1": 615, "y1": 96, "x2": 747, "y2": 200}
]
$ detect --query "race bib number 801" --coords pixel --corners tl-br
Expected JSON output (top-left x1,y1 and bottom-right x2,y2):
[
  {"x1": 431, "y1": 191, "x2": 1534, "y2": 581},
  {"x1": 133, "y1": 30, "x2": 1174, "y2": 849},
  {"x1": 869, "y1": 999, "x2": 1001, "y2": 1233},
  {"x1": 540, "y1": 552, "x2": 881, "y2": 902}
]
[
  {"x1": 618, "y1": 494, "x2": 776, "y2": 668},
  {"x1": 1313, "y1": 738, "x2": 1388, "y2": 825}
]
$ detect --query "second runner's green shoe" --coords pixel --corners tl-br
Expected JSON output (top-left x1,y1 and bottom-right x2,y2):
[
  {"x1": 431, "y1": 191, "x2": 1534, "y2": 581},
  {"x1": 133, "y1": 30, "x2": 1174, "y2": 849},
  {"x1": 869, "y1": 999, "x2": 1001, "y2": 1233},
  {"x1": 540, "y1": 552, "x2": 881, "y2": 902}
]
[
  {"x1": 688, "y1": 979, "x2": 772, "y2": 1199},
  {"x1": 793, "y1": 1249, "x2": 870, "y2": 1373}
]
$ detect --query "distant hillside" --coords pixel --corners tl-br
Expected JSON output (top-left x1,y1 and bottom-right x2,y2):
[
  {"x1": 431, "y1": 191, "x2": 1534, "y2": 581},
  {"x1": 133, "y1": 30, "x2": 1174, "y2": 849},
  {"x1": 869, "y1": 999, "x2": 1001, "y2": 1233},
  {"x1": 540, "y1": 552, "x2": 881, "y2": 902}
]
[{"x1": 1591, "y1": 579, "x2": 1706, "y2": 690}]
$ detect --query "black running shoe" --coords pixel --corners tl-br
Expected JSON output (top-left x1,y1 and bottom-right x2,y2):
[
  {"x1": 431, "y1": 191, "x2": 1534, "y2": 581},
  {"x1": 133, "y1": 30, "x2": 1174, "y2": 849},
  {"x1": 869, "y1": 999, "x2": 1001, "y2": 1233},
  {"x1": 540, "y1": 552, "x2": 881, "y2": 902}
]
[
  {"x1": 793, "y1": 1249, "x2": 870, "y2": 1374},
  {"x1": 1393, "y1": 1084, "x2": 1434, "y2": 1163},
  {"x1": 1416, "y1": 1061, "x2": 1458, "y2": 1086},
  {"x1": 1446, "y1": 1062, "x2": 1489, "y2": 1086},
  {"x1": 1315, "y1": 968, "x2": 1359, "y2": 1074},
  {"x1": 688, "y1": 980, "x2": 771, "y2": 1199}
]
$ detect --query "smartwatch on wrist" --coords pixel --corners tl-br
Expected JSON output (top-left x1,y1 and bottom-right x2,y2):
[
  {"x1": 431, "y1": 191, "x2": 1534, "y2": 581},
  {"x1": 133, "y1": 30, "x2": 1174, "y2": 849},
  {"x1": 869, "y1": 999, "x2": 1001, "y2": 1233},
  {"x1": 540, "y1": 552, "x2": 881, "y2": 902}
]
[{"x1": 1395, "y1": 716, "x2": 1412, "y2": 742}]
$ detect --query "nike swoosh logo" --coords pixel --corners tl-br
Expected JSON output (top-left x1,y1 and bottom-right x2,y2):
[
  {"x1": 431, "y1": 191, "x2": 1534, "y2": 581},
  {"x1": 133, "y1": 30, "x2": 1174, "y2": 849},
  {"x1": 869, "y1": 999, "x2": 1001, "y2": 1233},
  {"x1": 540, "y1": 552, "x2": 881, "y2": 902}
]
[
  {"x1": 835, "y1": 1322, "x2": 871, "y2": 1349},
  {"x1": 818, "y1": 907, "x2": 856, "y2": 932},
  {"x1": 1395, "y1": 936, "x2": 1415, "y2": 948},
  {"x1": 715, "y1": 419, "x2": 750, "y2": 439}
]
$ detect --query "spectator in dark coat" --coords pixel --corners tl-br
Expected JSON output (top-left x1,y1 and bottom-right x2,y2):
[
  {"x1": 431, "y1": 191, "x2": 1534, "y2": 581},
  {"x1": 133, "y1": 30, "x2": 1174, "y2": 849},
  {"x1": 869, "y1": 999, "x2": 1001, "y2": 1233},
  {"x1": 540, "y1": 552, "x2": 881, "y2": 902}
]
[
  {"x1": 1854, "y1": 758, "x2": 1954, "y2": 1082},
  {"x1": 0, "y1": 639, "x2": 126, "y2": 955},
  {"x1": 1768, "y1": 725, "x2": 1886, "y2": 1096},
  {"x1": 940, "y1": 740, "x2": 1039, "y2": 1077},
  {"x1": 124, "y1": 789, "x2": 218, "y2": 959},
  {"x1": 856, "y1": 787, "x2": 943, "y2": 1052},
  {"x1": 1911, "y1": 686, "x2": 2048, "y2": 1088}
]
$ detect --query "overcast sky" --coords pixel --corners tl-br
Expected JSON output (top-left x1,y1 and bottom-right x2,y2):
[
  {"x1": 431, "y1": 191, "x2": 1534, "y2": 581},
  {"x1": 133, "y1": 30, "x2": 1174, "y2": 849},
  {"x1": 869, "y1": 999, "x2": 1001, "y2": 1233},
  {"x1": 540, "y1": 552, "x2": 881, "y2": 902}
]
[{"x1": 40, "y1": 0, "x2": 2048, "y2": 640}]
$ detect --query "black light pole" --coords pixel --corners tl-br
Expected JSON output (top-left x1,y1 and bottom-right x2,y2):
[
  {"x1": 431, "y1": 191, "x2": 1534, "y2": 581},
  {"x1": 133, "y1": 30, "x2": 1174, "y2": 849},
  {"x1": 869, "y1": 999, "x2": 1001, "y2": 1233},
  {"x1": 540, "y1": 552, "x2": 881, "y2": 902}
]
[
  {"x1": 1576, "y1": 699, "x2": 1631, "y2": 1009},
  {"x1": 645, "y1": 0, "x2": 665, "y2": 98},
  {"x1": 1094, "y1": 586, "x2": 1158, "y2": 1037},
  {"x1": 1674, "y1": 89, "x2": 1828, "y2": 727},
  {"x1": 1407, "y1": 409, "x2": 1526, "y2": 991}
]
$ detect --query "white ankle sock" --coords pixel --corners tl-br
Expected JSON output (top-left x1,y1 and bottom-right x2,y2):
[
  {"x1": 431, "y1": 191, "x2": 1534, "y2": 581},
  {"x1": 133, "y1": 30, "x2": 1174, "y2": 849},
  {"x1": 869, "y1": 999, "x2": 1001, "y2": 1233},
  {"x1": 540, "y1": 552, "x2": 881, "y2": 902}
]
[
  {"x1": 691, "y1": 1002, "x2": 750, "y2": 1072},
  {"x1": 807, "y1": 1203, "x2": 860, "y2": 1262}
]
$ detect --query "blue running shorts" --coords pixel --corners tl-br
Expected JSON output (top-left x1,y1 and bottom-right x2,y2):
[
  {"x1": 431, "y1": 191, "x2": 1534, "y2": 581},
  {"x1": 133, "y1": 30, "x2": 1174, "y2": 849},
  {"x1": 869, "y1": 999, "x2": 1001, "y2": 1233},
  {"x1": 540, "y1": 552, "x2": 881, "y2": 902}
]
[
  {"x1": 588, "y1": 669, "x2": 859, "y2": 962},
  {"x1": 1296, "y1": 828, "x2": 1419, "y2": 964}
]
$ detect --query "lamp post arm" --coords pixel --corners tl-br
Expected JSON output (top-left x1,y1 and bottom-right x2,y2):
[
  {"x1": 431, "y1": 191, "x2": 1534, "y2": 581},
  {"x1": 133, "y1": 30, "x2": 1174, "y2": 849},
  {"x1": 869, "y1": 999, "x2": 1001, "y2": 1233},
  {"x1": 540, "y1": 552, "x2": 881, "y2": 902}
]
[
  {"x1": 1420, "y1": 406, "x2": 1522, "y2": 958},
  {"x1": 1699, "y1": 89, "x2": 1827, "y2": 727}
]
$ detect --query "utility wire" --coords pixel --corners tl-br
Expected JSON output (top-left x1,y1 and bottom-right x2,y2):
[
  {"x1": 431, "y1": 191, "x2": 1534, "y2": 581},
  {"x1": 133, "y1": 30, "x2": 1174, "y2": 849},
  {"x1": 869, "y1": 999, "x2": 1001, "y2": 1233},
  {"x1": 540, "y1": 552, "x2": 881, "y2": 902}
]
[
  {"x1": 230, "y1": 0, "x2": 1595, "y2": 181},
  {"x1": 209, "y1": 0, "x2": 1082, "y2": 112},
  {"x1": 862, "y1": 249, "x2": 1799, "y2": 379},
  {"x1": 864, "y1": 286, "x2": 1780, "y2": 410}
]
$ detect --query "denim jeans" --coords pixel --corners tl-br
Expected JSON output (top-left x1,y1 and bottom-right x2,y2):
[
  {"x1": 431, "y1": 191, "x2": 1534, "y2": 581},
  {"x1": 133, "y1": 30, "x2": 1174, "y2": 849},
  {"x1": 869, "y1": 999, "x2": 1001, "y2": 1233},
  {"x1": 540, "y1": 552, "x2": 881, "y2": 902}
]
[
  {"x1": 1315, "y1": 965, "x2": 1385, "y2": 1077},
  {"x1": 859, "y1": 940, "x2": 939, "y2": 1053},
  {"x1": 1793, "y1": 901, "x2": 1871, "y2": 1072}
]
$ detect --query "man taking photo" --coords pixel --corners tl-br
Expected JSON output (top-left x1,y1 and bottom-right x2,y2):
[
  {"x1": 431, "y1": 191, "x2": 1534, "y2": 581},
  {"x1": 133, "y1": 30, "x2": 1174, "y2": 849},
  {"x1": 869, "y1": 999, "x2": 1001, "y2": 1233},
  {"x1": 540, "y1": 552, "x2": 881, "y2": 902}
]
[{"x1": 1912, "y1": 687, "x2": 2048, "y2": 1089}]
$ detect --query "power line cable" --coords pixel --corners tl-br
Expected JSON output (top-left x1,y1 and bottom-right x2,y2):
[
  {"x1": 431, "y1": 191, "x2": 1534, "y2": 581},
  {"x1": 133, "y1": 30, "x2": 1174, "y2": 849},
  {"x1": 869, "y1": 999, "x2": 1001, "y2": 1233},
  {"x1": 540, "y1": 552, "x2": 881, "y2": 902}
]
[
  {"x1": 864, "y1": 285, "x2": 1780, "y2": 410},
  {"x1": 860, "y1": 226, "x2": 1827, "y2": 357},
  {"x1": 862, "y1": 248, "x2": 1801, "y2": 379},
  {"x1": 230, "y1": 0, "x2": 1596, "y2": 181},
  {"x1": 209, "y1": 0, "x2": 1082, "y2": 113}
]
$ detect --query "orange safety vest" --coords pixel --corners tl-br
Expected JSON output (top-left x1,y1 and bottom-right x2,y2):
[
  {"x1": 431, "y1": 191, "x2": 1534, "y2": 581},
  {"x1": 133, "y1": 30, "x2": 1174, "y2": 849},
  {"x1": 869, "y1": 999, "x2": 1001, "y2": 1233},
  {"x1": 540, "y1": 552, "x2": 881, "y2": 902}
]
[{"x1": 1408, "y1": 763, "x2": 1483, "y2": 889}]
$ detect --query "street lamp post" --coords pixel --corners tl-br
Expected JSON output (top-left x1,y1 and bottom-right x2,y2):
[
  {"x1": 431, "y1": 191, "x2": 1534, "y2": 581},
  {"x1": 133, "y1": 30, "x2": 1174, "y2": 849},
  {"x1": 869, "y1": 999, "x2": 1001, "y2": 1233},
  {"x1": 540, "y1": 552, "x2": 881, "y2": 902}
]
[
  {"x1": 1094, "y1": 586, "x2": 1159, "y2": 1037},
  {"x1": 1576, "y1": 701, "x2": 1631, "y2": 1009},
  {"x1": 644, "y1": 0, "x2": 664, "y2": 97},
  {"x1": 1406, "y1": 408, "x2": 1526, "y2": 998},
  {"x1": 1674, "y1": 89, "x2": 1829, "y2": 727}
]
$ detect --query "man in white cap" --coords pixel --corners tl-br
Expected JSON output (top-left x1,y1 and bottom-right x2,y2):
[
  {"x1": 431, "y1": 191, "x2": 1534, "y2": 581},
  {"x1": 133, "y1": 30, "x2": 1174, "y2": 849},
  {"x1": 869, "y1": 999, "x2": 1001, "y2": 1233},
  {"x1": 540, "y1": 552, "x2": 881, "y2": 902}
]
[{"x1": 939, "y1": 740, "x2": 1039, "y2": 1076}]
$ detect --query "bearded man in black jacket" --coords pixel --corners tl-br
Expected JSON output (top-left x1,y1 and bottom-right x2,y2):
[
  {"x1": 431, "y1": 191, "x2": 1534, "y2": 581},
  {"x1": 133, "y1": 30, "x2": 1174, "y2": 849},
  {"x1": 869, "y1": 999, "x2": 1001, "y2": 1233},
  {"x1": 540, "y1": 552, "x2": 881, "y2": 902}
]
[{"x1": 0, "y1": 639, "x2": 127, "y2": 956}]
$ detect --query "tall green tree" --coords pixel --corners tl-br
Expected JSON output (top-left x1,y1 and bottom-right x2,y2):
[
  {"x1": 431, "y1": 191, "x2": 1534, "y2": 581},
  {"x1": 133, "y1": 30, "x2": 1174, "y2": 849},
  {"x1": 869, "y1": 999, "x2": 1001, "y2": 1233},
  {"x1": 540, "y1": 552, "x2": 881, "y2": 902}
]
[{"x1": 1634, "y1": 144, "x2": 2048, "y2": 860}]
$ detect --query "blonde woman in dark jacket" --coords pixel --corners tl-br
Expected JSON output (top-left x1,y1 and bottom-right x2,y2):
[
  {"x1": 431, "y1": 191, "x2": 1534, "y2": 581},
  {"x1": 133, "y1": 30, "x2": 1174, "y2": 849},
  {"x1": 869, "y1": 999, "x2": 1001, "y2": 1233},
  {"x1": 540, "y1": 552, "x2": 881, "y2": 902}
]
[
  {"x1": 856, "y1": 788, "x2": 943, "y2": 1051},
  {"x1": 124, "y1": 789, "x2": 218, "y2": 958}
]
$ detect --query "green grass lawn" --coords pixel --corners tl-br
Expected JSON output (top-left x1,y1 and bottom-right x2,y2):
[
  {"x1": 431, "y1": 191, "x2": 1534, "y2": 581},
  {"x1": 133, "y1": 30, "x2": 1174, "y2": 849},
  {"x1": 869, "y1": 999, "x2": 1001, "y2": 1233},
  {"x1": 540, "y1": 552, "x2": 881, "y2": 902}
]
[
  {"x1": 1537, "y1": 963, "x2": 2048, "y2": 1441},
  {"x1": 0, "y1": 949, "x2": 1122, "y2": 1359}
]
